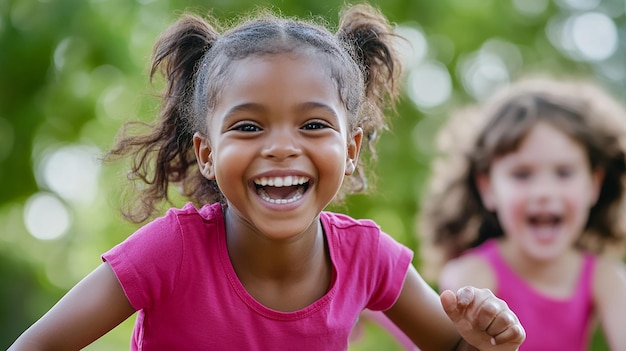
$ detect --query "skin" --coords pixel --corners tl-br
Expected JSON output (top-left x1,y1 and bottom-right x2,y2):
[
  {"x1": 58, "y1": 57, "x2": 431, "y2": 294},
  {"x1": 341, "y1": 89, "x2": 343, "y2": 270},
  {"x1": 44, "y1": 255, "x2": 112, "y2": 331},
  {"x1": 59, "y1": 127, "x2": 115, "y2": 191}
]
[
  {"x1": 440, "y1": 122, "x2": 626, "y2": 349},
  {"x1": 9, "y1": 52, "x2": 525, "y2": 350}
]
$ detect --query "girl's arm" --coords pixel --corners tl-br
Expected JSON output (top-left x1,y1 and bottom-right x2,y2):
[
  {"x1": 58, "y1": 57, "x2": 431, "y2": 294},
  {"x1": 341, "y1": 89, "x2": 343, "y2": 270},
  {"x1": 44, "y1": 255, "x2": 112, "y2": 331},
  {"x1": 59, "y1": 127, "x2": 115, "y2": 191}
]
[
  {"x1": 384, "y1": 265, "x2": 524, "y2": 351},
  {"x1": 8, "y1": 262, "x2": 136, "y2": 351},
  {"x1": 593, "y1": 258, "x2": 626, "y2": 350}
]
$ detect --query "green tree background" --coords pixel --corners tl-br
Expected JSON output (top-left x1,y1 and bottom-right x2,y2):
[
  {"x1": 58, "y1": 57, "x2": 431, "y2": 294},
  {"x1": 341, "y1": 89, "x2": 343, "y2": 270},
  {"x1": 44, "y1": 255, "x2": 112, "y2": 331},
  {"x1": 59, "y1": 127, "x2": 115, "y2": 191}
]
[{"x1": 1, "y1": 0, "x2": 622, "y2": 349}]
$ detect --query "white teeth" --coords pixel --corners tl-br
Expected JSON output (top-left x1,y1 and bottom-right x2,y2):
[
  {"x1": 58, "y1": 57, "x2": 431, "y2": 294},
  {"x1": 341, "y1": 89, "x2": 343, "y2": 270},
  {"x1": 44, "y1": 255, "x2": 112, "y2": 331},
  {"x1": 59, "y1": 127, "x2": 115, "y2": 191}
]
[
  {"x1": 254, "y1": 176, "x2": 309, "y2": 187},
  {"x1": 258, "y1": 188, "x2": 304, "y2": 204},
  {"x1": 254, "y1": 176, "x2": 309, "y2": 204}
]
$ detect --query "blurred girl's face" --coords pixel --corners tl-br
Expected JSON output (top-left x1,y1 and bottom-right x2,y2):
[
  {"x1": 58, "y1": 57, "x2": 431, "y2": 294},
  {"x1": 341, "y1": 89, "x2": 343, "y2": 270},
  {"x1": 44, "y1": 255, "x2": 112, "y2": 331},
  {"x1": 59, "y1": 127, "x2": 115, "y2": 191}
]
[{"x1": 477, "y1": 122, "x2": 603, "y2": 261}]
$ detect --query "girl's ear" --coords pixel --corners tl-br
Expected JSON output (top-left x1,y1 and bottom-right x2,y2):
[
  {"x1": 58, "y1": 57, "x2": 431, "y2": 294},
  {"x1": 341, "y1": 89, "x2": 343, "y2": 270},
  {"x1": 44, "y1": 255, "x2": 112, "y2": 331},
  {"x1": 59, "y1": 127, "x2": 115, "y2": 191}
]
[
  {"x1": 476, "y1": 172, "x2": 496, "y2": 211},
  {"x1": 193, "y1": 132, "x2": 216, "y2": 180},
  {"x1": 345, "y1": 128, "x2": 363, "y2": 176},
  {"x1": 590, "y1": 167, "x2": 605, "y2": 206}
]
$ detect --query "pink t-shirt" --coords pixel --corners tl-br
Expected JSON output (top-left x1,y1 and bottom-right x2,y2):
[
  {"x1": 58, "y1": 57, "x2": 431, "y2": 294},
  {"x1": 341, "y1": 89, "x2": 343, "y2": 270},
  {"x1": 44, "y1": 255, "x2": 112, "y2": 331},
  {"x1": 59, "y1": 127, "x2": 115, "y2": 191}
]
[
  {"x1": 471, "y1": 240, "x2": 595, "y2": 351},
  {"x1": 102, "y1": 203, "x2": 413, "y2": 351}
]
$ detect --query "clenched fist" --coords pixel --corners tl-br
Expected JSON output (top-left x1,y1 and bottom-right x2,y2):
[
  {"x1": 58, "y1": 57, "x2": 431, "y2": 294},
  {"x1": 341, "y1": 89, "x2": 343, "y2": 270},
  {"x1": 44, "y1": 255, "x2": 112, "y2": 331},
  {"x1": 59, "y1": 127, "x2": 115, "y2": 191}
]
[{"x1": 441, "y1": 287, "x2": 526, "y2": 350}]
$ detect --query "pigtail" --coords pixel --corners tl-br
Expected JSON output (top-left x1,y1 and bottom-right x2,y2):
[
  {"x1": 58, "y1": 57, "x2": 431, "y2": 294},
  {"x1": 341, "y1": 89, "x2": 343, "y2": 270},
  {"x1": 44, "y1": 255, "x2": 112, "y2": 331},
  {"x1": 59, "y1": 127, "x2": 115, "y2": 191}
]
[
  {"x1": 106, "y1": 14, "x2": 219, "y2": 222},
  {"x1": 337, "y1": 3, "x2": 401, "y2": 146}
]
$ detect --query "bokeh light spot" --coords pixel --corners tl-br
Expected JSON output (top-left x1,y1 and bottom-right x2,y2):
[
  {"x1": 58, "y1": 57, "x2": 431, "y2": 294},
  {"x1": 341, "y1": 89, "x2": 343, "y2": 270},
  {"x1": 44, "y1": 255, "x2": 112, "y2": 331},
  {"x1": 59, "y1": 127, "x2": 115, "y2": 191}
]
[
  {"x1": 571, "y1": 12, "x2": 617, "y2": 61},
  {"x1": 23, "y1": 192, "x2": 71, "y2": 240},
  {"x1": 458, "y1": 50, "x2": 509, "y2": 101},
  {"x1": 39, "y1": 144, "x2": 102, "y2": 204},
  {"x1": 395, "y1": 25, "x2": 428, "y2": 69},
  {"x1": 406, "y1": 61, "x2": 452, "y2": 110}
]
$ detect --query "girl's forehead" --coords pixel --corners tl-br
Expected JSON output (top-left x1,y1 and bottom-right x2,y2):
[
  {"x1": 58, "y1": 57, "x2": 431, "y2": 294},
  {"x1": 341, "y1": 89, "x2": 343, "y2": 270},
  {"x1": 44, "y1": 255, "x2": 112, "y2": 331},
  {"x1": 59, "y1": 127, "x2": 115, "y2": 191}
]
[
  {"x1": 211, "y1": 52, "x2": 346, "y2": 118},
  {"x1": 521, "y1": 122, "x2": 580, "y2": 148},
  {"x1": 496, "y1": 122, "x2": 588, "y2": 164},
  {"x1": 226, "y1": 53, "x2": 335, "y2": 90},
  {"x1": 484, "y1": 112, "x2": 586, "y2": 154}
]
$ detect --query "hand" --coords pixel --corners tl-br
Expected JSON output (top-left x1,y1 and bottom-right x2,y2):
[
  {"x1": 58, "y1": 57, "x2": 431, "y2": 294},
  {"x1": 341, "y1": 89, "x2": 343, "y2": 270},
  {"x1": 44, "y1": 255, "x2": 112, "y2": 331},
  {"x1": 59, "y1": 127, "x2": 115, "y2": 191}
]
[{"x1": 440, "y1": 286, "x2": 525, "y2": 350}]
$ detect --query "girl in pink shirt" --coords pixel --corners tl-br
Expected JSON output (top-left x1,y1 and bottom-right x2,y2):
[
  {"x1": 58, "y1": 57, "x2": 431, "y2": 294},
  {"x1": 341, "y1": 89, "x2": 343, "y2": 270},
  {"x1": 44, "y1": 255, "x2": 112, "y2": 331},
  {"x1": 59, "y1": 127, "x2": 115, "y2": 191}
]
[
  {"x1": 9, "y1": 4, "x2": 524, "y2": 350},
  {"x1": 419, "y1": 76, "x2": 626, "y2": 350}
]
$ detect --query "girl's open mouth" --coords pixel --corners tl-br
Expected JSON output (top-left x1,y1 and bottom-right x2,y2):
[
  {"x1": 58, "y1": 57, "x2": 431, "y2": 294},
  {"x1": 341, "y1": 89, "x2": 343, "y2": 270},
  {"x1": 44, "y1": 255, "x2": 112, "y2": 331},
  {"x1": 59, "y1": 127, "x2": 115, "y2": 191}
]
[
  {"x1": 527, "y1": 214, "x2": 562, "y2": 240},
  {"x1": 528, "y1": 214, "x2": 561, "y2": 227},
  {"x1": 253, "y1": 176, "x2": 310, "y2": 204}
]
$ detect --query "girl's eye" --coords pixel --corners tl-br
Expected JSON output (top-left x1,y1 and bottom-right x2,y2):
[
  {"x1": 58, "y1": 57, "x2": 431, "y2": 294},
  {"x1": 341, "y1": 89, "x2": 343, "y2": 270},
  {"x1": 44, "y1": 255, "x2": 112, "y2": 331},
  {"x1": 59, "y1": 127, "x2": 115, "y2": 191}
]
[
  {"x1": 511, "y1": 170, "x2": 531, "y2": 180},
  {"x1": 232, "y1": 123, "x2": 261, "y2": 132},
  {"x1": 302, "y1": 120, "x2": 330, "y2": 130},
  {"x1": 556, "y1": 167, "x2": 574, "y2": 178}
]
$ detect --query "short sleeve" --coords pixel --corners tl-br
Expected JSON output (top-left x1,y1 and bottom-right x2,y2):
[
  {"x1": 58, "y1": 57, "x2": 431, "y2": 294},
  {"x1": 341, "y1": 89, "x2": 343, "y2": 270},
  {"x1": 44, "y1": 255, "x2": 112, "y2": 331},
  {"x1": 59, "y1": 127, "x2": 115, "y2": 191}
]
[
  {"x1": 102, "y1": 209, "x2": 184, "y2": 310},
  {"x1": 366, "y1": 231, "x2": 413, "y2": 311}
]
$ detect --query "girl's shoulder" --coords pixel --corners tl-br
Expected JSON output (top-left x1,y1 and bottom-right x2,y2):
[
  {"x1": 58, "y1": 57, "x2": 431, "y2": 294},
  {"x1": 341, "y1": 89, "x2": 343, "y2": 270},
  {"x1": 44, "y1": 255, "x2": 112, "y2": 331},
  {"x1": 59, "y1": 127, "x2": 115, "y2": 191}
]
[
  {"x1": 438, "y1": 251, "x2": 496, "y2": 292},
  {"x1": 320, "y1": 211, "x2": 379, "y2": 230},
  {"x1": 592, "y1": 255, "x2": 626, "y2": 294},
  {"x1": 175, "y1": 202, "x2": 222, "y2": 218},
  {"x1": 150, "y1": 202, "x2": 223, "y2": 226},
  {"x1": 321, "y1": 211, "x2": 412, "y2": 261},
  {"x1": 591, "y1": 255, "x2": 626, "y2": 326}
]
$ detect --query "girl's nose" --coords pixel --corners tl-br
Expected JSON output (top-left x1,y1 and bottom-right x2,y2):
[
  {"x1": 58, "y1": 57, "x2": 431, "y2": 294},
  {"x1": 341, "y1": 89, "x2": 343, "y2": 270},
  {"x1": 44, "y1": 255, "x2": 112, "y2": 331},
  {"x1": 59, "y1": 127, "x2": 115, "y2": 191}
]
[
  {"x1": 260, "y1": 129, "x2": 302, "y2": 160},
  {"x1": 528, "y1": 176, "x2": 558, "y2": 202}
]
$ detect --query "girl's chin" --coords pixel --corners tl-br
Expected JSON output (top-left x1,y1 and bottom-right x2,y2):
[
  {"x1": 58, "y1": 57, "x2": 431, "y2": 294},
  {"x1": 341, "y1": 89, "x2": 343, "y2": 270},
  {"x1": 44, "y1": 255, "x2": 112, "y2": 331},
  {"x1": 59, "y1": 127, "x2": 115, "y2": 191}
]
[{"x1": 521, "y1": 241, "x2": 570, "y2": 261}]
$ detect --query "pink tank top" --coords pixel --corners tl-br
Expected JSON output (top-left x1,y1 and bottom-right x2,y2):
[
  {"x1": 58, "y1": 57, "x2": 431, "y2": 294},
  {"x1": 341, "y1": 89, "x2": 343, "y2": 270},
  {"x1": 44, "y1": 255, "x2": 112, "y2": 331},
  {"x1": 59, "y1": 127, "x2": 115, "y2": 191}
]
[{"x1": 472, "y1": 240, "x2": 595, "y2": 351}]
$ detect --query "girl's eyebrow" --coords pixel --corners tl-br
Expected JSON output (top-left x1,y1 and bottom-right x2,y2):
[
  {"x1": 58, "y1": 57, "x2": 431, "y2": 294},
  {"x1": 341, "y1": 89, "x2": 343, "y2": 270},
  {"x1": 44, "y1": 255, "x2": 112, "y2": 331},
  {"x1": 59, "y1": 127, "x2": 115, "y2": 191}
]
[
  {"x1": 296, "y1": 101, "x2": 339, "y2": 115},
  {"x1": 223, "y1": 103, "x2": 266, "y2": 120},
  {"x1": 220, "y1": 103, "x2": 265, "y2": 127},
  {"x1": 223, "y1": 101, "x2": 340, "y2": 121},
  {"x1": 296, "y1": 102, "x2": 342, "y2": 124}
]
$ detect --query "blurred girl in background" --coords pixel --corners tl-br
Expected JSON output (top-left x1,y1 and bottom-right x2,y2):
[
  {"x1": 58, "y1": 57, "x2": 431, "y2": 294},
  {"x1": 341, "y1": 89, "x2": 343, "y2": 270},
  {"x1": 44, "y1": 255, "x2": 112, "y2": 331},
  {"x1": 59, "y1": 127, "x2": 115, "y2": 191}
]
[{"x1": 419, "y1": 75, "x2": 626, "y2": 350}]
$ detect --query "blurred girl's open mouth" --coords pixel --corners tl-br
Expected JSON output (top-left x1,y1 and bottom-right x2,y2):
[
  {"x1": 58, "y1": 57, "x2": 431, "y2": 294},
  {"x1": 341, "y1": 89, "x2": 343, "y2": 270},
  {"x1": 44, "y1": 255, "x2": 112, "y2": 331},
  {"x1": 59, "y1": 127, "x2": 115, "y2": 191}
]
[{"x1": 528, "y1": 214, "x2": 562, "y2": 240}]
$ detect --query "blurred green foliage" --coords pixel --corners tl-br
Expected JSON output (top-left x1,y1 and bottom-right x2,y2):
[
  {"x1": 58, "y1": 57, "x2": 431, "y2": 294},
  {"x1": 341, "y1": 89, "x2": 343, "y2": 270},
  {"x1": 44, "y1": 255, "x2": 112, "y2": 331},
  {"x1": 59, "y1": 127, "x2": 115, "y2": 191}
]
[{"x1": 1, "y1": 0, "x2": 622, "y2": 349}]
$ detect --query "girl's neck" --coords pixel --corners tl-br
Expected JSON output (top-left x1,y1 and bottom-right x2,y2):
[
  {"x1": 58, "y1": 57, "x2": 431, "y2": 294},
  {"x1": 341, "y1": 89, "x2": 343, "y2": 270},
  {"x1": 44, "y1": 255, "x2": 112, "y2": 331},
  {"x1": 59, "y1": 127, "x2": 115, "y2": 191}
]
[
  {"x1": 223, "y1": 206, "x2": 329, "y2": 280},
  {"x1": 497, "y1": 239, "x2": 584, "y2": 298},
  {"x1": 223, "y1": 207, "x2": 332, "y2": 311}
]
